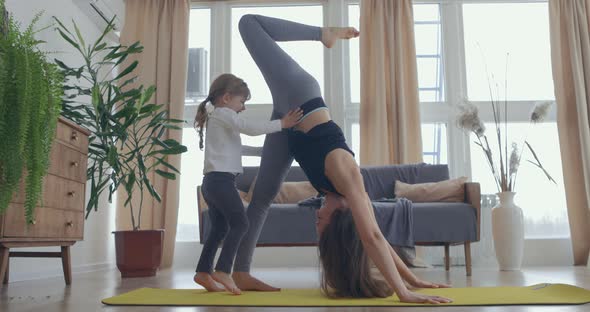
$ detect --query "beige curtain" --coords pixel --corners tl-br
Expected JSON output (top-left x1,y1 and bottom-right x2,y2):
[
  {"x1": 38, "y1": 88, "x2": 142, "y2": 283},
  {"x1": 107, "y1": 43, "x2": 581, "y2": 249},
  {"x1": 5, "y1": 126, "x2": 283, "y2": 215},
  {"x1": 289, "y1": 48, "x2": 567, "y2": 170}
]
[
  {"x1": 359, "y1": 0, "x2": 423, "y2": 166},
  {"x1": 549, "y1": 0, "x2": 590, "y2": 266},
  {"x1": 116, "y1": 0, "x2": 189, "y2": 268}
]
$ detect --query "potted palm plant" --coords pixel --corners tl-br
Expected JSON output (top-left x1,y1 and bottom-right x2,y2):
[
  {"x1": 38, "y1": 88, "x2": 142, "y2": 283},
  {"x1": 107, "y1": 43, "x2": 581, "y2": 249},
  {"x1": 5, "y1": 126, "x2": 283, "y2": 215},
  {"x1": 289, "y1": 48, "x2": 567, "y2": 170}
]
[{"x1": 54, "y1": 17, "x2": 187, "y2": 277}]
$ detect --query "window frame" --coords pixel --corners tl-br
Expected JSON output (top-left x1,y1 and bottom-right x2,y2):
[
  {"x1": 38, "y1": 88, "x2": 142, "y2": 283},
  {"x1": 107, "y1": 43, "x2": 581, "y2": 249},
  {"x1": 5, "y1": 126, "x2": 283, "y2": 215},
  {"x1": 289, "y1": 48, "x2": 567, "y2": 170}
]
[
  {"x1": 345, "y1": 0, "x2": 556, "y2": 179},
  {"x1": 186, "y1": 0, "x2": 345, "y2": 126},
  {"x1": 181, "y1": 0, "x2": 563, "y2": 240}
]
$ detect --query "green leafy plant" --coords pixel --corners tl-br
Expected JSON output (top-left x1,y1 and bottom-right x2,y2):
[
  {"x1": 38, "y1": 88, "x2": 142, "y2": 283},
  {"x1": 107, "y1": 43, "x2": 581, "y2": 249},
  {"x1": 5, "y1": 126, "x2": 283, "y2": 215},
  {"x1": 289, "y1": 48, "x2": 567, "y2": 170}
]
[
  {"x1": 54, "y1": 17, "x2": 187, "y2": 230},
  {"x1": 0, "y1": 1, "x2": 64, "y2": 224}
]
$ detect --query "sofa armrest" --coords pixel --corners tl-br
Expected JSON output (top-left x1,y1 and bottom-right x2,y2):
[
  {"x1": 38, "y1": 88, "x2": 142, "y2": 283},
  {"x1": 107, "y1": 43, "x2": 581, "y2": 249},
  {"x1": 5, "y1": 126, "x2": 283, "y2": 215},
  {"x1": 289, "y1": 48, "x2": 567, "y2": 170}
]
[
  {"x1": 464, "y1": 182, "x2": 481, "y2": 242},
  {"x1": 197, "y1": 185, "x2": 207, "y2": 244}
]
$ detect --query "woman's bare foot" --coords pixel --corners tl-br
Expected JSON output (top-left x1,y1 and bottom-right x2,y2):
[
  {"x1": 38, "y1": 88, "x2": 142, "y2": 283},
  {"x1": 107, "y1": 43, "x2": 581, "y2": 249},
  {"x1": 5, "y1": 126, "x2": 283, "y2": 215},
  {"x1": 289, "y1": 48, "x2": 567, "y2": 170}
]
[
  {"x1": 211, "y1": 271, "x2": 242, "y2": 295},
  {"x1": 194, "y1": 272, "x2": 224, "y2": 292},
  {"x1": 321, "y1": 27, "x2": 360, "y2": 48},
  {"x1": 232, "y1": 272, "x2": 281, "y2": 291}
]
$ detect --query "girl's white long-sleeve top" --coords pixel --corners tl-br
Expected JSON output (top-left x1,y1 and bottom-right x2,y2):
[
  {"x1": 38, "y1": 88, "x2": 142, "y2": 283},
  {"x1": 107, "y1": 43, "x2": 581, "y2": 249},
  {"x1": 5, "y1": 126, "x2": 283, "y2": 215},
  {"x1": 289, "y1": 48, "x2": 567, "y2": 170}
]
[{"x1": 203, "y1": 107, "x2": 281, "y2": 174}]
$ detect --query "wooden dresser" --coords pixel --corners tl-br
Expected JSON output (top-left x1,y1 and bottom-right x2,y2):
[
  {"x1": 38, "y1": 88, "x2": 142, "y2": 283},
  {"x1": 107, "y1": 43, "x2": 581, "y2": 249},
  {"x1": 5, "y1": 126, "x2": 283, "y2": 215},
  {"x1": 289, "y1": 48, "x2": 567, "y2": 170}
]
[{"x1": 0, "y1": 117, "x2": 90, "y2": 286}]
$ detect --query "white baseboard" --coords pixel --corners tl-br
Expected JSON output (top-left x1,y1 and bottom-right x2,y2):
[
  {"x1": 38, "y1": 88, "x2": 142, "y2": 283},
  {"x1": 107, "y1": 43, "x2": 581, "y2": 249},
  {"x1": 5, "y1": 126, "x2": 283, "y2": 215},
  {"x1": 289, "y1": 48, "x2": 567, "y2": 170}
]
[{"x1": 8, "y1": 262, "x2": 115, "y2": 283}]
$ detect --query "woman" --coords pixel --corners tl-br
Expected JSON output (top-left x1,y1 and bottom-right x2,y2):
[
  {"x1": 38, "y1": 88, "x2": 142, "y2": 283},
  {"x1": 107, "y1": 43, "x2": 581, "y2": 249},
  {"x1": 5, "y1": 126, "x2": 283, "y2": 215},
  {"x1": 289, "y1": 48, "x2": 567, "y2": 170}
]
[{"x1": 231, "y1": 14, "x2": 451, "y2": 304}]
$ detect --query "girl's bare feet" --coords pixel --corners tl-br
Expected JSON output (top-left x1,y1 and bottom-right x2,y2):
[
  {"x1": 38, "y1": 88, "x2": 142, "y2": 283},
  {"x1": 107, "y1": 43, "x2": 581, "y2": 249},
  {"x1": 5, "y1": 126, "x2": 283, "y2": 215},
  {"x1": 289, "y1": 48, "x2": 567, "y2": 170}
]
[
  {"x1": 321, "y1": 27, "x2": 360, "y2": 48},
  {"x1": 194, "y1": 272, "x2": 224, "y2": 292},
  {"x1": 212, "y1": 271, "x2": 242, "y2": 295},
  {"x1": 232, "y1": 272, "x2": 281, "y2": 291}
]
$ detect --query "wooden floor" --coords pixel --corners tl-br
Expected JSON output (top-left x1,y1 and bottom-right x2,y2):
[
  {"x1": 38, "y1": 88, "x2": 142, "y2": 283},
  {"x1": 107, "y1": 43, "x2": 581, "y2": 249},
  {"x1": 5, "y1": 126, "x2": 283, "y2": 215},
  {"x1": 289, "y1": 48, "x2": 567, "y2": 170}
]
[{"x1": 1, "y1": 266, "x2": 589, "y2": 311}]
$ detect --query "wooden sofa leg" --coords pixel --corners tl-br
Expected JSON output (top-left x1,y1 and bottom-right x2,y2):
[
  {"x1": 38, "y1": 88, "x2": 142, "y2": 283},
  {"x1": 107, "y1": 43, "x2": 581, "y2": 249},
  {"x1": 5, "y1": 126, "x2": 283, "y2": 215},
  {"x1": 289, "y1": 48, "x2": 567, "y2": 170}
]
[
  {"x1": 0, "y1": 246, "x2": 8, "y2": 287},
  {"x1": 3, "y1": 257, "x2": 8, "y2": 284},
  {"x1": 444, "y1": 244, "x2": 450, "y2": 271},
  {"x1": 464, "y1": 242, "x2": 472, "y2": 276}
]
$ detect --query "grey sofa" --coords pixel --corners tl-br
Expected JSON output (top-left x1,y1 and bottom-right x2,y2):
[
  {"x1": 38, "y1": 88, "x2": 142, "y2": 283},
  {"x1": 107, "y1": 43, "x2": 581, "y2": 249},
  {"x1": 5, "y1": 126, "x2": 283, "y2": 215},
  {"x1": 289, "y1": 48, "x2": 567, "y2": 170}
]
[{"x1": 197, "y1": 163, "x2": 481, "y2": 275}]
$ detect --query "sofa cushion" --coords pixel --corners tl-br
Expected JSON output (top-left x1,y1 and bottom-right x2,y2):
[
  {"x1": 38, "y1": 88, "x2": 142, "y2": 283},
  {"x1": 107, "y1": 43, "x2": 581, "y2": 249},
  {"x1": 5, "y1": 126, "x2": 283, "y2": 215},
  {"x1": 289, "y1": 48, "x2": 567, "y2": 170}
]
[
  {"x1": 274, "y1": 182, "x2": 317, "y2": 204},
  {"x1": 394, "y1": 176, "x2": 468, "y2": 202},
  {"x1": 361, "y1": 164, "x2": 450, "y2": 200},
  {"x1": 236, "y1": 166, "x2": 309, "y2": 193},
  {"x1": 201, "y1": 204, "x2": 318, "y2": 245},
  {"x1": 246, "y1": 175, "x2": 317, "y2": 204},
  {"x1": 412, "y1": 202, "x2": 477, "y2": 242}
]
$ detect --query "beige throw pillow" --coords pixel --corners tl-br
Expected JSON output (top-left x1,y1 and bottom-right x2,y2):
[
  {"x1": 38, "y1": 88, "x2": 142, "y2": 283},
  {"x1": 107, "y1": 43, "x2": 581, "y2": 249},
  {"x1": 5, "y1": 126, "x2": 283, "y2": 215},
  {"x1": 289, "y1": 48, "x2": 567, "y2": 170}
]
[
  {"x1": 273, "y1": 181, "x2": 317, "y2": 204},
  {"x1": 394, "y1": 177, "x2": 468, "y2": 202},
  {"x1": 246, "y1": 176, "x2": 317, "y2": 204},
  {"x1": 238, "y1": 190, "x2": 249, "y2": 204}
]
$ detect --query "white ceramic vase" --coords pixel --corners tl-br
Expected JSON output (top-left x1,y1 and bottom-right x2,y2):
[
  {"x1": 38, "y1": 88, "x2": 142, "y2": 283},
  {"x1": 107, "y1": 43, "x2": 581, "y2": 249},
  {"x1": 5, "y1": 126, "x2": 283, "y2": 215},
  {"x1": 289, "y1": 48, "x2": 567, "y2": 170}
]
[{"x1": 491, "y1": 191, "x2": 524, "y2": 271}]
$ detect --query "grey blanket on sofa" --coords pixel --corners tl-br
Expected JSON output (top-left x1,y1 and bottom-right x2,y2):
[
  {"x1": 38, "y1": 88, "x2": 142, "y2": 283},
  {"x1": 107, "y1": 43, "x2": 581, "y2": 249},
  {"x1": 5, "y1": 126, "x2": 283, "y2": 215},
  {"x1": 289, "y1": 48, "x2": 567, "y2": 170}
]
[
  {"x1": 373, "y1": 198, "x2": 414, "y2": 247},
  {"x1": 373, "y1": 199, "x2": 421, "y2": 266}
]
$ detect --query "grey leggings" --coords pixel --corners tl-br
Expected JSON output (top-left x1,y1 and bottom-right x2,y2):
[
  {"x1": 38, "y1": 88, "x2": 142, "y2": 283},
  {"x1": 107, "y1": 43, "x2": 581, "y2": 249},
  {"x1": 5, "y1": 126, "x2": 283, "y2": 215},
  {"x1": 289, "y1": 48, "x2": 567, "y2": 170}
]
[
  {"x1": 197, "y1": 172, "x2": 249, "y2": 274},
  {"x1": 233, "y1": 14, "x2": 323, "y2": 272}
]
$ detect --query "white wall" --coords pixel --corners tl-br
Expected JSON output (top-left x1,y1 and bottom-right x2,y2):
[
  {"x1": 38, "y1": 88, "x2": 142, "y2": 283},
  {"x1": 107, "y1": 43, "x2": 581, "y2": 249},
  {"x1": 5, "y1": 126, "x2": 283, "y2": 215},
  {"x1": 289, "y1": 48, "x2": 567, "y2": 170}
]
[{"x1": 4, "y1": 0, "x2": 122, "y2": 282}]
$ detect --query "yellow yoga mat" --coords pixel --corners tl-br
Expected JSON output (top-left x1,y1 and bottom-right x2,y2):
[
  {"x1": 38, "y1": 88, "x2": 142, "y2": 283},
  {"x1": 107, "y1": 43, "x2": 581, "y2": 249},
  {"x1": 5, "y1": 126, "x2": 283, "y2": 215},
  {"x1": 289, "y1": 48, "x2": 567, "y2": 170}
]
[{"x1": 102, "y1": 283, "x2": 590, "y2": 307}]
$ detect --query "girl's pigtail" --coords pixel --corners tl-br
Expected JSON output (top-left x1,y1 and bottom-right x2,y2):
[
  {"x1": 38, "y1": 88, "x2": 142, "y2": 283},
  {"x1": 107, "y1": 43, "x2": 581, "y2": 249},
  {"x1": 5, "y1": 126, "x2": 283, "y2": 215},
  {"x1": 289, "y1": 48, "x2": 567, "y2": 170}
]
[{"x1": 194, "y1": 96, "x2": 210, "y2": 150}]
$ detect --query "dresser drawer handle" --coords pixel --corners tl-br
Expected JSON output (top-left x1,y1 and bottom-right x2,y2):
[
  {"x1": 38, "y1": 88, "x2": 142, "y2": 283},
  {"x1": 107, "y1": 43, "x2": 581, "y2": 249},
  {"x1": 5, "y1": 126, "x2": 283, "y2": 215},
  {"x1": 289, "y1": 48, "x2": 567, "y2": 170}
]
[
  {"x1": 66, "y1": 221, "x2": 73, "y2": 227},
  {"x1": 70, "y1": 161, "x2": 79, "y2": 167},
  {"x1": 68, "y1": 191, "x2": 76, "y2": 197},
  {"x1": 71, "y1": 132, "x2": 79, "y2": 141}
]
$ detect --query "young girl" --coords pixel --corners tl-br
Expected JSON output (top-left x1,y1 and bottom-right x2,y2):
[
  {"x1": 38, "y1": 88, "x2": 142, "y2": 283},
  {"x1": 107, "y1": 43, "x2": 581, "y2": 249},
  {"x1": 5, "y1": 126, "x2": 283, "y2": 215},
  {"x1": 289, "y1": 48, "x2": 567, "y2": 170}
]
[{"x1": 193, "y1": 73, "x2": 302, "y2": 294}]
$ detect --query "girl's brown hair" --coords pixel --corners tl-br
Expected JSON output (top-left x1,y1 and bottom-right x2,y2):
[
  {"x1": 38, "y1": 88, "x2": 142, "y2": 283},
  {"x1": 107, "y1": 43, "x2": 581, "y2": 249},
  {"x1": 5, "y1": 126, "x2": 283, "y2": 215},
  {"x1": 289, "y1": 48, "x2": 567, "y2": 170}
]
[
  {"x1": 194, "y1": 73, "x2": 251, "y2": 150},
  {"x1": 318, "y1": 209, "x2": 393, "y2": 298}
]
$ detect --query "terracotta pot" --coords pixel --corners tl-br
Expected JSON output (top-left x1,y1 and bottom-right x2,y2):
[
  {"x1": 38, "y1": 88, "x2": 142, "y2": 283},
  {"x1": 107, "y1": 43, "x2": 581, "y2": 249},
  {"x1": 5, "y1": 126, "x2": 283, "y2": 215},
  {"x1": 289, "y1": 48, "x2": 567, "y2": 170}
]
[{"x1": 113, "y1": 229, "x2": 164, "y2": 278}]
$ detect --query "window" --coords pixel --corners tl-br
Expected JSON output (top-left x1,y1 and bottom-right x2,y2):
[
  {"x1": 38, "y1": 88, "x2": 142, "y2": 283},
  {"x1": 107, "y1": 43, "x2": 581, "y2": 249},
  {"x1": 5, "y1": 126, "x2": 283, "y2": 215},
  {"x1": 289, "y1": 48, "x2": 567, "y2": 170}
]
[
  {"x1": 463, "y1": 2, "x2": 566, "y2": 238},
  {"x1": 177, "y1": 128, "x2": 202, "y2": 241},
  {"x1": 186, "y1": 8, "x2": 211, "y2": 104},
  {"x1": 348, "y1": 3, "x2": 446, "y2": 163},
  {"x1": 231, "y1": 6, "x2": 324, "y2": 104},
  {"x1": 348, "y1": 4, "x2": 444, "y2": 103},
  {"x1": 178, "y1": 1, "x2": 569, "y2": 242},
  {"x1": 346, "y1": 1, "x2": 567, "y2": 239},
  {"x1": 422, "y1": 123, "x2": 447, "y2": 165},
  {"x1": 463, "y1": 3, "x2": 554, "y2": 101},
  {"x1": 470, "y1": 122, "x2": 569, "y2": 238},
  {"x1": 351, "y1": 122, "x2": 360, "y2": 162},
  {"x1": 177, "y1": 7, "x2": 211, "y2": 241},
  {"x1": 350, "y1": 123, "x2": 447, "y2": 165},
  {"x1": 414, "y1": 4, "x2": 444, "y2": 102},
  {"x1": 241, "y1": 134, "x2": 265, "y2": 167}
]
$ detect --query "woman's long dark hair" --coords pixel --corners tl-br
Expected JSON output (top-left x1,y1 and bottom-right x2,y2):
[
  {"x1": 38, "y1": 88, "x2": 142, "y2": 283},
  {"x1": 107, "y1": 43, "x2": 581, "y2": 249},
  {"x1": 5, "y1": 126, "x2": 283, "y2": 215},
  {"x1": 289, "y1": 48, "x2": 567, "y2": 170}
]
[
  {"x1": 193, "y1": 73, "x2": 251, "y2": 150},
  {"x1": 318, "y1": 209, "x2": 393, "y2": 298}
]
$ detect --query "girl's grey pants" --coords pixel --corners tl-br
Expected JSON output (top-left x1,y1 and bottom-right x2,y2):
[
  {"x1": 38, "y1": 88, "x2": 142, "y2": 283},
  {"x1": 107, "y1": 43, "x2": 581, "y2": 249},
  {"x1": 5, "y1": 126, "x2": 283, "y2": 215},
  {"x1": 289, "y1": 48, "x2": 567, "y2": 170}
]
[{"x1": 197, "y1": 172, "x2": 249, "y2": 274}]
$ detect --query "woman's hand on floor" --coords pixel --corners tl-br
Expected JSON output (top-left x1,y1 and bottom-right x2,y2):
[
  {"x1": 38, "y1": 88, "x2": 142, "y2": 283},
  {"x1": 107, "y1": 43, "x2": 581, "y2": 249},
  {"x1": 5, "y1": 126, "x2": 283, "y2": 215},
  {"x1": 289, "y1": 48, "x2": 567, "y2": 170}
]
[
  {"x1": 408, "y1": 278, "x2": 452, "y2": 289},
  {"x1": 398, "y1": 291, "x2": 453, "y2": 304}
]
